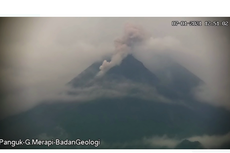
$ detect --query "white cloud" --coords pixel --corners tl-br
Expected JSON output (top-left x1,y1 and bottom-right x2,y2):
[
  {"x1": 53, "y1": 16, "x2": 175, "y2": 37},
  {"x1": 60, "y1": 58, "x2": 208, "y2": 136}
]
[
  {"x1": 49, "y1": 80, "x2": 173, "y2": 103},
  {"x1": 38, "y1": 126, "x2": 69, "y2": 140},
  {"x1": 135, "y1": 132, "x2": 230, "y2": 148},
  {"x1": 143, "y1": 135, "x2": 180, "y2": 148},
  {"x1": 187, "y1": 132, "x2": 230, "y2": 148}
]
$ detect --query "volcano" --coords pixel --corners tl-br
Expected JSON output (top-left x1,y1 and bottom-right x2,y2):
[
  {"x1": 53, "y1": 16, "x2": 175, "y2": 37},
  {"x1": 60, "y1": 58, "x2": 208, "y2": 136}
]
[
  {"x1": 1, "y1": 54, "x2": 230, "y2": 149},
  {"x1": 67, "y1": 54, "x2": 201, "y2": 102},
  {"x1": 69, "y1": 54, "x2": 159, "y2": 88}
]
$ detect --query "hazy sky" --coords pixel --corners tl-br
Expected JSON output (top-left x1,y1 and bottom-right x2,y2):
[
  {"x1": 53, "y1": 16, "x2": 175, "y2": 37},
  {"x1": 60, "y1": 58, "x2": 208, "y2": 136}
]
[{"x1": 0, "y1": 17, "x2": 230, "y2": 118}]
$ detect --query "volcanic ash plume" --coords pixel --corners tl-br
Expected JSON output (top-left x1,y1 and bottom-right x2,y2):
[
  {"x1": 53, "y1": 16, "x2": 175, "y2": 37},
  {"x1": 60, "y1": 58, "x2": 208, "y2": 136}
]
[{"x1": 97, "y1": 23, "x2": 146, "y2": 77}]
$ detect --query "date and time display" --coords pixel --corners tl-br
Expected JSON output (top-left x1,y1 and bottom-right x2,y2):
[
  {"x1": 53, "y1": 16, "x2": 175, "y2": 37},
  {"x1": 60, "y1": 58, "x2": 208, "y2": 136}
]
[{"x1": 171, "y1": 20, "x2": 229, "y2": 27}]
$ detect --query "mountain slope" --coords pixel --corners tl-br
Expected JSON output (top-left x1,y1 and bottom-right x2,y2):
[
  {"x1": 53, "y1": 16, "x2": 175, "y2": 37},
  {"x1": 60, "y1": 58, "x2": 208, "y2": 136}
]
[{"x1": 150, "y1": 54, "x2": 203, "y2": 96}]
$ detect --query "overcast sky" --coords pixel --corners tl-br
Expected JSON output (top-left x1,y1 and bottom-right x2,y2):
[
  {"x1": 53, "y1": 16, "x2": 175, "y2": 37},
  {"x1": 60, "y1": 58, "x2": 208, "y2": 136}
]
[{"x1": 0, "y1": 17, "x2": 230, "y2": 118}]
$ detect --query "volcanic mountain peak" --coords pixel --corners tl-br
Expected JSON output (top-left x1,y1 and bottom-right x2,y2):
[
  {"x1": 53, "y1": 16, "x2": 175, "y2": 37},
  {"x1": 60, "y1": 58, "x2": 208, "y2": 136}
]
[
  {"x1": 67, "y1": 53, "x2": 206, "y2": 104},
  {"x1": 69, "y1": 54, "x2": 158, "y2": 88},
  {"x1": 106, "y1": 54, "x2": 158, "y2": 84}
]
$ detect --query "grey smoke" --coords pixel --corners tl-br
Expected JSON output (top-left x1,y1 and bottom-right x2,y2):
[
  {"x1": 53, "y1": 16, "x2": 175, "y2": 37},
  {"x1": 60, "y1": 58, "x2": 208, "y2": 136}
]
[{"x1": 97, "y1": 23, "x2": 146, "y2": 76}]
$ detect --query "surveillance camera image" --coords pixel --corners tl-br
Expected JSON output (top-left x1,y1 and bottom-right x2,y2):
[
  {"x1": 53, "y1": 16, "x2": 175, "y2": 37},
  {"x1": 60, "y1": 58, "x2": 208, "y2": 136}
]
[{"x1": 0, "y1": 17, "x2": 230, "y2": 149}]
